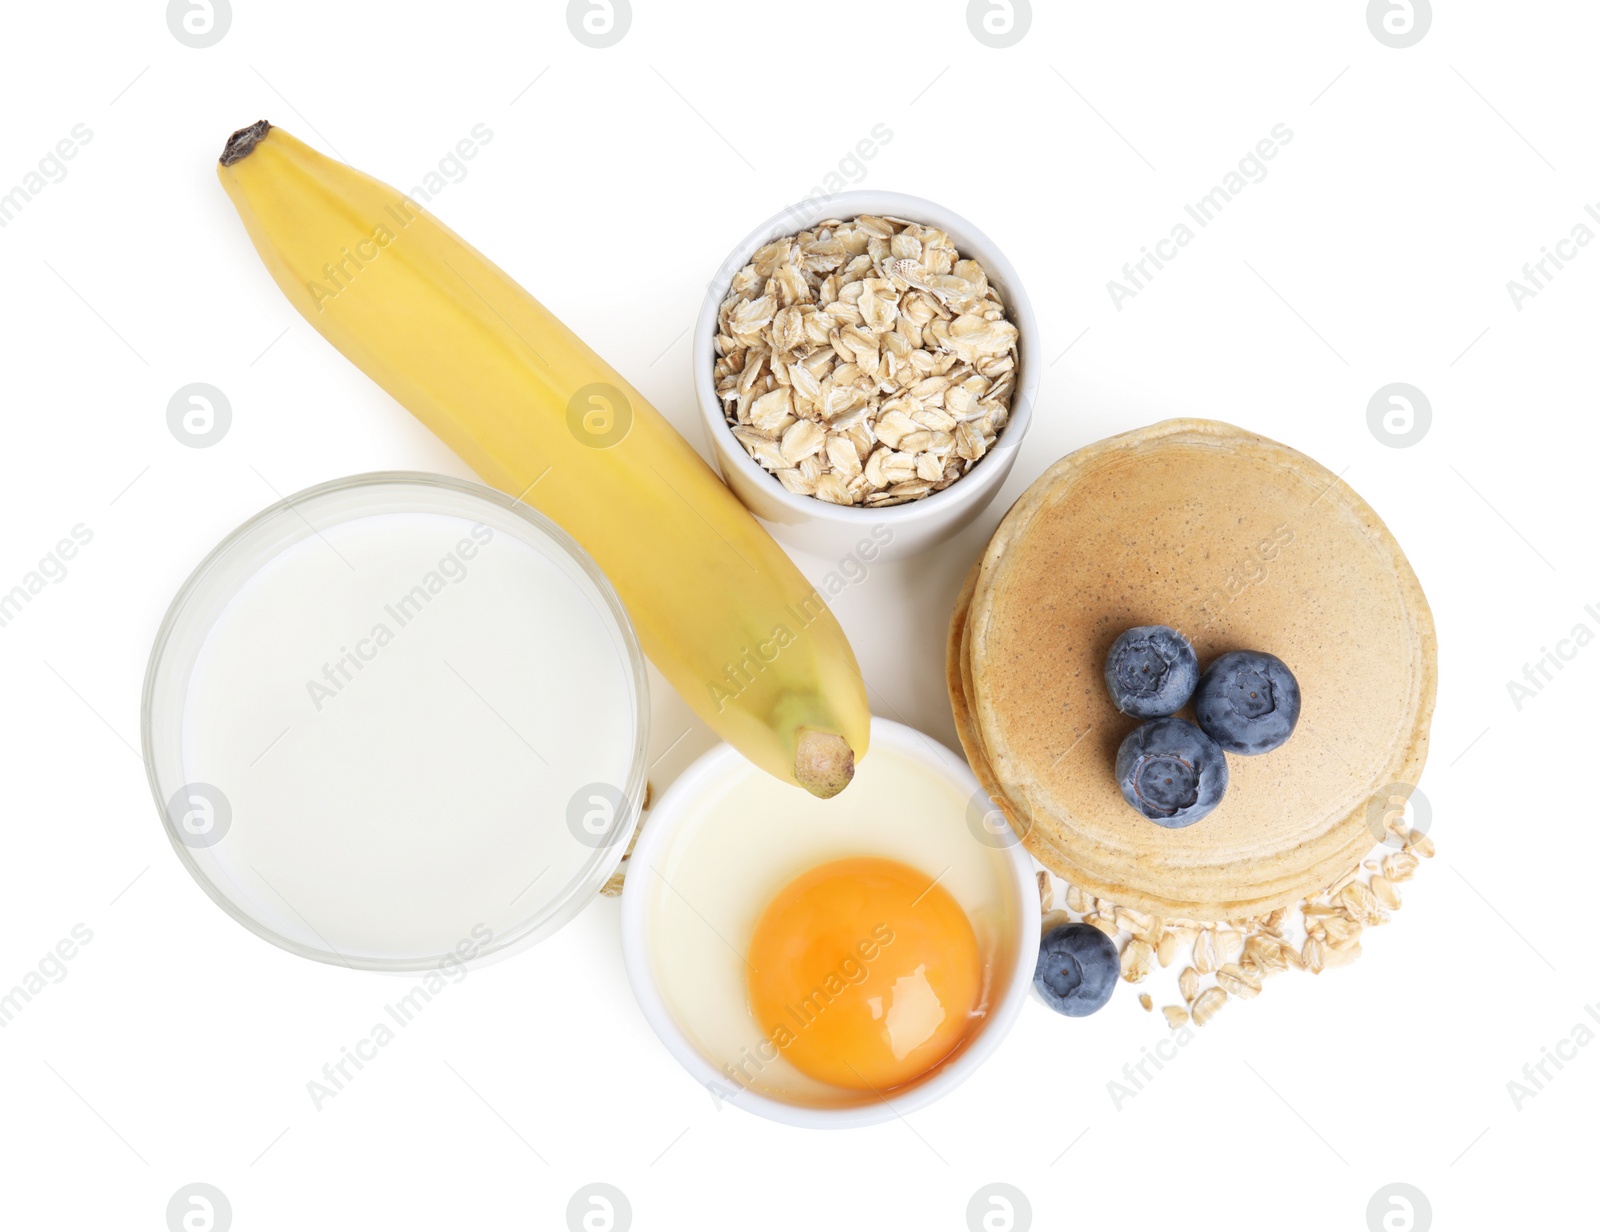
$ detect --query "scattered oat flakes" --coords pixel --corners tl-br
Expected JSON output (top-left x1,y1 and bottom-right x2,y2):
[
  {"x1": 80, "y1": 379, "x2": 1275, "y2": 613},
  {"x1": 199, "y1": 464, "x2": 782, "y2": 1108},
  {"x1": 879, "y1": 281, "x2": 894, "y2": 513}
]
[
  {"x1": 1370, "y1": 875, "x2": 1401, "y2": 910},
  {"x1": 1216, "y1": 962, "x2": 1263, "y2": 1000},
  {"x1": 1191, "y1": 987, "x2": 1228, "y2": 1026},
  {"x1": 1243, "y1": 934, "x2": 1290, "y2": 975},
  {"x1": 1121, "y1": 939, "x2": 1154, "y2": 983},
  {"x1": 1321, "y1": 914, "x2": 1362, "y2": 949},
  {"x1": 1323, "y1": 941, "x2": 1362, "y2": 968},
  {"x1": 1339, "y1": 881, "x2": 1388, "y2": 927},
  {"x1": 1037, "y1": 870, "x2": 1054, "y2": 912},
  {"x1": 1115, "y1": 907, "x2": 1153, "y2": 935},
  {"x1": 1162, "y1": 1005, "x2": 1190, "y2": 1029},
  {"x1": 1139, "y1": 993, "x2": 1153, "y2": 1012},
  {"x1": 1041, "y1": 830, "x2": 1438, "y2": 1015},
  {"x1": 1376, "y1": 794, "x2": 1411, "y2": 842},
  {"x1": 1329, "y1": 866, "x2": 1362, "y2": 896}
]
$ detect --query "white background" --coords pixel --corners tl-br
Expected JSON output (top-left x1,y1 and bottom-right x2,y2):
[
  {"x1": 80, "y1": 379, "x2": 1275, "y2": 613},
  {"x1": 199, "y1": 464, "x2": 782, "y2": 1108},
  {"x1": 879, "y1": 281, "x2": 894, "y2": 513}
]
[{"x1": 1, "y1": 2, "x2": 1594, "y2": 1229}]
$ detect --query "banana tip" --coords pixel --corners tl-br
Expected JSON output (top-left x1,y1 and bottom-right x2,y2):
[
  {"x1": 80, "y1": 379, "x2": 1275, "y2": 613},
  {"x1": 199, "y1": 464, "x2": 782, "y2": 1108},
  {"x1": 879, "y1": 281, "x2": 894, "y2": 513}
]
[
  {"x1": 220, "y1": 120, "x2": 272, "y2": 167},
  {"x1": 794, "y1": 730, "x2": 855, "y2": 799}
]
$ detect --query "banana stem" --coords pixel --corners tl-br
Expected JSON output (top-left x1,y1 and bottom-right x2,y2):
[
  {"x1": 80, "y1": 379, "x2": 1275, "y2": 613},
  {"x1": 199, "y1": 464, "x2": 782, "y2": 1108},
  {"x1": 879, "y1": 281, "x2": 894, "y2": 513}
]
[{"x1": 220, "y1": 121, "x2": 273, "y2": 166}]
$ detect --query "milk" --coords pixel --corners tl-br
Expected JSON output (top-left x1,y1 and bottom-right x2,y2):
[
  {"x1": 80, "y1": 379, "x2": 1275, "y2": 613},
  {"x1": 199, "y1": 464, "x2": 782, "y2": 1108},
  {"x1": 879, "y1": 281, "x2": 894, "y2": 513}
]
[{"x1": 165, "y1": 485, "x2": 643, "y2": 968}]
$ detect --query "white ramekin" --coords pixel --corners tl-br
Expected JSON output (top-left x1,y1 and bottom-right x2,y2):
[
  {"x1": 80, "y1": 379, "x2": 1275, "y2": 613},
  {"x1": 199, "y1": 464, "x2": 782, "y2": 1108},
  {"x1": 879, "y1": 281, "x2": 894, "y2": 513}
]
[
  {"x1": 620, "y1": 717, "x2": 1039, "y2": 1128},
  {"x1": 693, "y1": 191, "x2": 1039, "y2": 562}
]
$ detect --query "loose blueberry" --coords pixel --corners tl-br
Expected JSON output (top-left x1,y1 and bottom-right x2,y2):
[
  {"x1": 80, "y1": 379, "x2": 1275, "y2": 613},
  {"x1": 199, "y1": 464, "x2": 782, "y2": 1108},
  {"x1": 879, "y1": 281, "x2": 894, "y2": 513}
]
[
  {"x1": 1193, "y1": 650, "x2": 1301, "y2": 755},
  {"x1": 1104, "y1": 625, "x2": 1200, "y2": 718},
  {"x1": 1115, "y1": 717, "x2": 1229, "y2": 827},
  {"x1": 1034, "y1": 922, "x2": 1119, "y2": 1017}
]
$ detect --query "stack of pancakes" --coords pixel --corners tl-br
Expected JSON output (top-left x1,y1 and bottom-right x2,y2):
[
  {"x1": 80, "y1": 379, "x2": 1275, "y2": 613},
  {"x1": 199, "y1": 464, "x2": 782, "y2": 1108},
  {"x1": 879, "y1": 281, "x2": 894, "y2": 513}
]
[{"x1": 948, "y1": 420, "x2": 1437, "y2": 921}]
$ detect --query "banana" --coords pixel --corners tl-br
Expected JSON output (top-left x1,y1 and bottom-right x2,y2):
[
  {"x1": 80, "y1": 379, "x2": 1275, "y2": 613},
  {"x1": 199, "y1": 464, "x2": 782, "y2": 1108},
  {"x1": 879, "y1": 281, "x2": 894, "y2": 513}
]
[{"x1": 217, "y1": 121, "x2": 869, "y2": 797}]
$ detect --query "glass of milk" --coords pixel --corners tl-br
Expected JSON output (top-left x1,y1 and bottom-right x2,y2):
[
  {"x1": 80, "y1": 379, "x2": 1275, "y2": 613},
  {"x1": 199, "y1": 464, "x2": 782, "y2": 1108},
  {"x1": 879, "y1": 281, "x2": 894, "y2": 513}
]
[{"x1": 142, "y1": 473, "x2": 648, "y2": 971}]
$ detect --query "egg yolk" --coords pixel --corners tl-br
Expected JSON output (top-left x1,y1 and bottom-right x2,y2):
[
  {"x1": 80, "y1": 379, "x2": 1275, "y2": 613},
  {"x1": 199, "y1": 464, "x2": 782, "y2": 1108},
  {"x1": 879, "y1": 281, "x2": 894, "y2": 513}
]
[{"x1": 746, "y1": 856, "x2": 983, "y2": 1092}]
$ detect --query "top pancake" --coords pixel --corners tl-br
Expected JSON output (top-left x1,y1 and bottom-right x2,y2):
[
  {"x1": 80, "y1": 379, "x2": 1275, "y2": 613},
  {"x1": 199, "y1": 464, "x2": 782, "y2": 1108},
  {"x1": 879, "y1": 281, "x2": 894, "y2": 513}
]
[{"x1": 953, "y1": 419, "x2": 1436, "y2": 920}]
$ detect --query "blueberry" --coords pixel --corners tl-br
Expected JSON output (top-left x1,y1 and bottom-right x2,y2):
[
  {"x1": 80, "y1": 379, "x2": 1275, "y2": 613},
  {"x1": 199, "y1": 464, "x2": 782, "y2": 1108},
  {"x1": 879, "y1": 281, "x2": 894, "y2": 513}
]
[
  {"x1": 1034, "y1": 922, "x2": 1119, "y2": 1017},
  {"x1": 1193, "y1": 650, "x2": 1301, "y2": 754},
  {"x1": 1115, "y1": 717, "x2": 1228, "y2": 827},
  {"x1": 1104, "y1": 625, "x2": 1199, "y2": 718}
]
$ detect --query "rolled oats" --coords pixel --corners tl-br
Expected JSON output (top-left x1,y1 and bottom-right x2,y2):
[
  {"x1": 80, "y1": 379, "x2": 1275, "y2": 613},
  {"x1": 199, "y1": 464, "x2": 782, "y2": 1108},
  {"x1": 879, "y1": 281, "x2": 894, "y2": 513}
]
[
  {"x1": 1243, "y1": 934, "x2": 1289, "y2": 975},
  {"x1": 1115, "y1": 907, "x2": 1154, "y2": 935},
  {"x1": 1191, "y1": 987, "x2": 1228, "y2": 1026},
  {"x1": 1321, "y1": 915, "x2": 1362, "y2": 949},
  {"x1": 1339, "y1": 881, "x2": 1386, "y2": 927},
  {"x1": 1216, "y1": 963, "x2": 1262, "y2": 1000},
  {"x1": 1329, "y1": 866, "x2": 1362, "y2": 896},
  {"x1": 714, "y1": 216, "x2": 1019, "y2": 507},
  {"x1": 1322, "y1": 941, "x2": 1362, "y2": 969},
  {"x1": 1121, "y1": 939, "x2": 1155, "y2": 983},
  {"x1": 1045, "y1": 830, "x2": 1436, "y2": 1017}
]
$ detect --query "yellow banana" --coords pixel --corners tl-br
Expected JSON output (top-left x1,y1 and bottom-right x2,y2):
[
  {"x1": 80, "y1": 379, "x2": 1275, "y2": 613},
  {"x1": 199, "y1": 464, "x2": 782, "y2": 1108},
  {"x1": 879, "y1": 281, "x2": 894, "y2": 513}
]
[{"x1": 217, "y1": 121, "x2": 869, "y2": 796}]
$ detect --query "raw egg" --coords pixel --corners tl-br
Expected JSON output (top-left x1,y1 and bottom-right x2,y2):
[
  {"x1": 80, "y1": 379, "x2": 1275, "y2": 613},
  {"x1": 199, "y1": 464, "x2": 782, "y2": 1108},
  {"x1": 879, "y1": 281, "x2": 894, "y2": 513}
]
[{"x1": 746, "y1": 856, "x2": 983, "y2": 1092}]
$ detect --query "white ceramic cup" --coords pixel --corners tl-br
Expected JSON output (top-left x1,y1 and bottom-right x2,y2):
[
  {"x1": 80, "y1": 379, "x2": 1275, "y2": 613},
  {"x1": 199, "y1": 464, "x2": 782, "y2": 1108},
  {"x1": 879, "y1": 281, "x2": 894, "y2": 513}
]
[
  {"x1": 693, "y1": 192, "x2": 1040, "y2": 562},
  {"x1": 620, "y1": 717, "x2": 1040, "y2": 1128}
]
